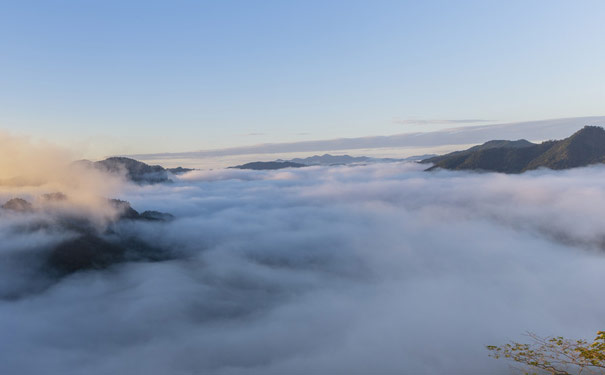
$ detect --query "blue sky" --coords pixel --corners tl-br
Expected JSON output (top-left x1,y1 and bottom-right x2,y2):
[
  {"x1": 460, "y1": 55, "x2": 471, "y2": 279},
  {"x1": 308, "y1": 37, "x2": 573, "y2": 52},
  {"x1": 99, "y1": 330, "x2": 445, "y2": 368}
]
[{"x1": 1, "y1": 0, "x2": 604, "y2": 158}]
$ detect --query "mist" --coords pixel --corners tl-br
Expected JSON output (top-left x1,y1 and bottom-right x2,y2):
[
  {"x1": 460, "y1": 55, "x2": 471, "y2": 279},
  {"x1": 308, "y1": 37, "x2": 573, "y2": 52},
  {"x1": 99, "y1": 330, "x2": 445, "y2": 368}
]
[
  {"x1": 1, "y1": 161, "x2": 605, "y2": 374},
  {"x1": 0, "y1": 131, "x2": 127, "y2": 224}
]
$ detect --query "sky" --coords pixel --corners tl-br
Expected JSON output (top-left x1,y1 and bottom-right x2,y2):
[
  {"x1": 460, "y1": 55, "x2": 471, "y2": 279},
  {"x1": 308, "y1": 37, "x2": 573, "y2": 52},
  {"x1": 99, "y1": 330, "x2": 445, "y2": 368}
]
[{"x1": 1, "y1": 0, "x2": 604, "y2": 158}]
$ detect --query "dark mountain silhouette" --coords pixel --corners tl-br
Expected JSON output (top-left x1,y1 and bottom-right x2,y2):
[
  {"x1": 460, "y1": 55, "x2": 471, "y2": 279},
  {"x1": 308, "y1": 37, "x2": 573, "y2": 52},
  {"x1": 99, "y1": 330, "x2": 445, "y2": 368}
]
[
  {"x1": 47, "y1": 233, "x2": 171, "y2": 275},
  {"x1": 424, "y1": 140, "x2": 534, "y2": 165},
  {"x1": 107, "y1": 198, "x2": 175, "y2": 221},
  {"x1": 48, "y1": 234, "x2": 129, "y2": 274},
  {"x1": 284, "y1": 153, "x2": 436, "y2": 165},
  {"x1": 94, "y1": 157, "x2": 171, "y2": 183},
  {"x1": 231, "y1": 161, "x2": 307, "y2": 170},
  {"x1": 230, "y1": 153, "x2": 436, "y2": 170},
  {"x1": 524, "y1": 126, "x2": 605, "y2": 170},
  {"x1": 2, "y1": 195, "x2": 174, "y2": 223},
  {"x1": 0, "y1": 195, "x2": 175, "y2": 298},
  {"x1": 399, "y1": 154, "x2": 438, "y2": 162},
  {"x1": 288, "y1": 154, "x2": 371, "y2": 165},
  {"x1": 422, "y1": 126, "x2": 605, "y2": 173},
  {"x1": 76, "y1": 157, "x2": 193, "y2": 184},
  {"x1": 167, "y1": 166, "x2": 194, "y2": 174},
  {"x1": 2, "y1": 198, "x2": 34, "y2": 212},
  {"x1": 42, "y1": 192, "x2": 68, "y2": 202}
]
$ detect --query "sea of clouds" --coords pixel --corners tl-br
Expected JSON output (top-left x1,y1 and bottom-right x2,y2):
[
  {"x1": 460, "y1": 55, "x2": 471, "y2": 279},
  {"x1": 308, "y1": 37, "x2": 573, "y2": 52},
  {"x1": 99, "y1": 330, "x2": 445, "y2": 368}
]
[{"x1": 2, "y1": 158, "x2": 605, "y2": 374}]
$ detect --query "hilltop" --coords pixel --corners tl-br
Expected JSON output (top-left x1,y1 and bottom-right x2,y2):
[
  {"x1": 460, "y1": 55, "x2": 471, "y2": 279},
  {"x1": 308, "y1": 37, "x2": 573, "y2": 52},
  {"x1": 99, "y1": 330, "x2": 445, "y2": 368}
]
[
  {"x1": 230, "y1": 153, "x2": 435, "y2": 170},
  {"x1": 76, "y1": 157, "x2": 193, "y2": 184},
  {"x1": 423, "y1": 126, "x2": 605, "y2": 173}
]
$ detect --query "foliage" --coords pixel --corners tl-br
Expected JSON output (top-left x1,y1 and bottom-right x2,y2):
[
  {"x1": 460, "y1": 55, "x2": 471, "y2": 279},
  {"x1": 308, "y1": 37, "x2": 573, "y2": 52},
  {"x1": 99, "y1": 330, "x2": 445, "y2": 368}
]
[
  {"x1": 426, "y1": 126, "x2": 605, "y2": 173},
  {"x1": 487, "y1": 331, "x2": 605, "y2": 375}
]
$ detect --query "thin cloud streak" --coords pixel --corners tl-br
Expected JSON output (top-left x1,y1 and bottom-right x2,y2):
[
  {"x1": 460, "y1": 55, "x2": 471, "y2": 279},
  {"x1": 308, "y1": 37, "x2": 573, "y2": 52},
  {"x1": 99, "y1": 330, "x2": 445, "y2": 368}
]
[
  {"x1": 393, "y1": 118, "x2": 492, "y2": 125},
  {"x1": 126, "y1": 116, "x2": 605, "y2": 160}
]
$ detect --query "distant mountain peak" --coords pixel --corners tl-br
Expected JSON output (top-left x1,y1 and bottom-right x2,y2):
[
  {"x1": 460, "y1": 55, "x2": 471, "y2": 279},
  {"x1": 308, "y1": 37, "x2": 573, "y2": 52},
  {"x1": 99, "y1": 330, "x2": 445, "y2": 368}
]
[
  {"x1": 230, "y1": 161, "x2": 307, "y2": 170},
  {"x1": 567, "y1": 125, "x2": 605, "y2": 145},
  {"x1": 575, "y1": 124, "x2": 605, "y2": 134}
]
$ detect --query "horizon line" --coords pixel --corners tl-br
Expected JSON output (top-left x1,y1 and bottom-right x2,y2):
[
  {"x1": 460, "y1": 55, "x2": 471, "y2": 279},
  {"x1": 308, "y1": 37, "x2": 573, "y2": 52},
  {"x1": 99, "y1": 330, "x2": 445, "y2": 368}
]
[{"x1": 122, "y1": 116, "x2": 605, "y2": 161}]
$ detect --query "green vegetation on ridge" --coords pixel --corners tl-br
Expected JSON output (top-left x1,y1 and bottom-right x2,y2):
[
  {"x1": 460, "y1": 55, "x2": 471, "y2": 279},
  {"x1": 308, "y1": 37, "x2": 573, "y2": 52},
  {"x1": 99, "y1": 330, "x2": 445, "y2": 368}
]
[{"x1": 423, "y1": 126, "x2": 605, "y2": 173}]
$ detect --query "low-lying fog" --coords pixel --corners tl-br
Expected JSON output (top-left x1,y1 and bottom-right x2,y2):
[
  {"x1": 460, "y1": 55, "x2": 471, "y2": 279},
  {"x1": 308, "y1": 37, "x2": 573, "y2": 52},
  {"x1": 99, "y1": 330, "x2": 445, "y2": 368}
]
[{"x1": 2, "y1": 160, "x2": 605, "y2": 374}]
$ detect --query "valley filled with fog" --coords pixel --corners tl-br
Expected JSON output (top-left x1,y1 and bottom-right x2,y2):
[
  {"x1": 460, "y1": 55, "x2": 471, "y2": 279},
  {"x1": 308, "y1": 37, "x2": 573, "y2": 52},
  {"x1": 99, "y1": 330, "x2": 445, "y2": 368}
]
[
  {"x1": 4, "y1": 1, "x2": 604, "y2": 373},
  {"x1": 2, "y1": 158, "x2": 605, "y2": 374}
]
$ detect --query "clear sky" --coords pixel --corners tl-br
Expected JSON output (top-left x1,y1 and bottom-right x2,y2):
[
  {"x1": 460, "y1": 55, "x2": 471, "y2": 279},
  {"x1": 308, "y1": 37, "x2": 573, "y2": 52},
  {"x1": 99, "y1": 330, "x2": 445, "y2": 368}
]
[{"x1": 1, "y1": 0, "x2": 604, "y2": 158}]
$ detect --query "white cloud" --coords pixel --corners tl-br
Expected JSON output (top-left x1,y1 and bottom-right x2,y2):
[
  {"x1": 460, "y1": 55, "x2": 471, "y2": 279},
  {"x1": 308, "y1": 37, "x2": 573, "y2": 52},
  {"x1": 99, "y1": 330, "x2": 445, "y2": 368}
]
[{"x1": 1, "y1": 162, "x2": 605, "y2": 374}]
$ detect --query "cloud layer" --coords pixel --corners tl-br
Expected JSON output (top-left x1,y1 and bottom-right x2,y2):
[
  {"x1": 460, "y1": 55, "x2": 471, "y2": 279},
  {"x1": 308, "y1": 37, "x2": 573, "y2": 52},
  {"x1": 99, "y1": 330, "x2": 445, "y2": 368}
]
[
  {"x1": 128, "y1": 116, "x2": 605, "y2": 161},
  {"x1": 2, "y1": 162, "x2": 605, "y2": 374}
]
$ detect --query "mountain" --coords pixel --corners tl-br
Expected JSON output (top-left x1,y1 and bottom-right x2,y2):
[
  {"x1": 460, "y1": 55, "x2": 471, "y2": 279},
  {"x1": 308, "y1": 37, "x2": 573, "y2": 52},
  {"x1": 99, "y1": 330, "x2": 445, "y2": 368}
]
[
  {"x1": 287, "y1": 154, "x2": 371, "y2": 165},
  {"x1": 230, "y1": 153, "x2": 436, "y2": 170},
  {"x1": 77, "y1": 157, "x2": 193, "y2": 184},
  {"x1": 1, "y1": 196, "x2": 174, "y2": 223},
  {"x1": 0, "y1": 195, "x2": 175, "y2": 297},
  {"x1": 399, "y1": 154, "x2": 438, "y2": 162},
  {"x1": 285, "y1": 153, "x2": 436, "y2": 166},
  {"x1": 1, "y1": 198, "x2": 34, "y2": 212},
  {"x1": 94, "y1": 157, "x2": 170, "y2": 183},
  {"x1": 524, "y1": 126, "x2": 605, "y2": 170},
  {"x1": 423, "y1": 140, "x2": 535, "y2": 165},
  {"x1": 230, "y1": 161, "x2": 307, "y2": 170},
  {"x1": 107, "y1": 199, "x2": 175, "y2": 221},
  {"x1": 422, "y1": 126, "x2": 605, "y2": 173},
  {"x1": 167, "y1": 166, "x2": 195, "y2": 175}
]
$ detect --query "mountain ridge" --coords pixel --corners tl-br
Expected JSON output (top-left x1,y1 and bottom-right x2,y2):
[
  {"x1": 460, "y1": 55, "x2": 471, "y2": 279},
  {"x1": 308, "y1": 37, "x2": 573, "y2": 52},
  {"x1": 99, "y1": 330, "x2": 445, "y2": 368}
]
[
  {"x1": 76, "y1": 157, "x2": 193, "y2": 184},
  {"x1": 0, "y1": 194, "x2": 175, "y2": 297},
  {"x1": 422, "y1": 126, "x2": 605, "y2": 173},
  {"x1": 230, "y1": 153, "x2": 435, "y2": 170}
]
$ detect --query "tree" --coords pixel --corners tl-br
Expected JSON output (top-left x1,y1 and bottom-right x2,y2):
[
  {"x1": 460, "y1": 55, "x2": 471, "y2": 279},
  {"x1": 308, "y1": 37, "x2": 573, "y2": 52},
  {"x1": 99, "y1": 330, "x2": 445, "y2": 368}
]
[{"x1": 486, "y1": 331, "x2": 605, "y2": 375}]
